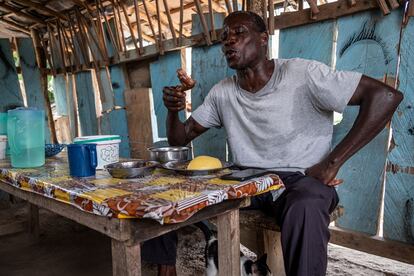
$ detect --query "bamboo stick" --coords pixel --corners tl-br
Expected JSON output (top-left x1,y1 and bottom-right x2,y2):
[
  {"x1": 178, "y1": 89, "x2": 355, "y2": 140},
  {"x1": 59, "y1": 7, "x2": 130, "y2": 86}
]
[
  {"x1": 56, "y1": 20, "x2": 68, "y2": 72},
  {"x1": 194, "y1": 0, "x2": 212, "y2": 45},
  {"x1": 386, "y1": 0, "x2": 399, "y2": 10},
  {"x1": 133, "y1": 0, "x2": 144, "y2": 54},
  {"x1": 407, "y1": 0, "x2": 414, "y2": 17},
  {"x1": 46, "y1": 24, "x2": 57, "y2": 73},
  {"x1": 119, "y1": 0, "x2": 140, "y2": 54},
  {"x1": 376, "y1": 0, "x2": 390, "y2": 15},
  {"x1": 268, "y1": 0, "x2": 275, "y2": 34},
  {"x1": 233, "y1": 0, "x2": 238, "y2": 11},
  {"x1": 31, "y1": 29, "x2": 58, "y2": 144},
  {"x1": 142, "y1": 0, "x2": 157, "y2": 41},
  {"x1": 162, "y1": 0, "x2": 178, "y2": 46},
  {"x1": 224, "y1": 0, "x2": 233, "y2": 13},
  {"x1": 97, "y1": 0, "x2": 120, "y2": 57},
  {"x1": 68, "y1": 16, "x2": 88, "y2": 65},
  {"x1": 307, "y1": 0, "x2": 320, "y2": 15},
  {"x1": 178, "y1": 0, "x2": 184, "y2": 45},
  {"x1": 61, "y1": 23, "x2": 81, "y2": 68},
  {"x1": 208, "y1": 0, "x2": 216, "y2": 41},
  {"x1": 155, "y1": 0, "x2": 164, "y2": 54},
  {"x1": 263, "y1": 0, "x2": 268, "y2": 28},
  {"x1": 347, "y1": 0, "x2": 356, "y2": 6}
]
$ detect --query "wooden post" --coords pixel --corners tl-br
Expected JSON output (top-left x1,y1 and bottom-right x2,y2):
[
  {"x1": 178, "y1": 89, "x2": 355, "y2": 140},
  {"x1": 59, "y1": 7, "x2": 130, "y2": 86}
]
[
  {"x1": 217, "y1": 209, "x2": 240, "y2": 276},
  {"x1": 268, "y1": 0, "x2": 275, "y2": 34},
  {"x1": 386, "y1": 0, "x2": 399, "y2": 10},
  {"x1": 28, "y1": 203, "x2": 40, "y2": 240},
  {"x1": 30, "y1": 29, "x2": 58, "y2": 144},
  {"x1": 120, "y1": 0, "x2": 140, "y2": 54},
  {"x1": 162, "y1": 0, "x2": 178, "y2": 46},
  {"x1": 155, "y1": 0, "x2": 164, "y2": 54},
  {"x1": 376, "y1": 0, "x2": 390, "y2": 15},
  {"x1": 179, "y1": 0, "x2": 184, "y2": 45},
  {"x1": 111, "y1": 239, "x2": 141, "y2": 276},
  {"x1": 133, "y1": 0, "x2": 144, "y2": 54},
  {"x1": 408, "y1": 0, "x2": 414, "y2": 17},
  {"x1": 208, "y1": 0, "x2": 217, "y2": 40},
  {"x1": 225, "y1": 0, "x2": 233, "y2": 13},
  {"x1": 263, "y1": 230, "x2": 285, "y2": 276},
  {"x1": 194, "y1": 0, "x2": 212, "y2": 45}
]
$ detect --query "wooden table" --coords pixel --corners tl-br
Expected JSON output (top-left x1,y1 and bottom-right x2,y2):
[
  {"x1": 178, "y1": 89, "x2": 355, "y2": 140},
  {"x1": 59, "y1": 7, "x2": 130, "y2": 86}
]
[{"x1": 0, "y1": 179, "x2": 244, "y2": 276}]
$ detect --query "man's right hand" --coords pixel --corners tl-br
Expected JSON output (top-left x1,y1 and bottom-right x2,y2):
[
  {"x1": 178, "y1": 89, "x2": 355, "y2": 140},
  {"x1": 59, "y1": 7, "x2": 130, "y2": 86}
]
[{"x1": 163, "y1": 86, "x2": 186, "y2": 112}]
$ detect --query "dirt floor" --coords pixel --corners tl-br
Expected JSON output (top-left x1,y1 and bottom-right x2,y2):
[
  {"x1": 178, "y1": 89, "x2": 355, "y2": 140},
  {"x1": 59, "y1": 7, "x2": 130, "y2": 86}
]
[{"x1": 0, "y1": 206, "x2": 413, "y2": 276}]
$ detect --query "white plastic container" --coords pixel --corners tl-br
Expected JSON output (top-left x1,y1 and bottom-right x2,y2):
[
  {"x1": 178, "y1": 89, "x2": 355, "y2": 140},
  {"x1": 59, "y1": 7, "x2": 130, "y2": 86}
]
[
  {"x1": 0, "y1": 135, "x2": 7, "y2": 160},
  {"x1": 74, "y1": 135, "x2": 121, "y2": 169}
]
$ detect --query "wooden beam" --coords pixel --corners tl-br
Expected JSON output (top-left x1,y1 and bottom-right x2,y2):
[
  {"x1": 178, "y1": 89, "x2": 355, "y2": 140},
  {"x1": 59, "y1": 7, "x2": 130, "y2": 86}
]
[
  {"x1": 0, "y1": 18, "x2": 30, "y2": 34},
  {"x1": 0, "y1": 2, "x2": 45, "y2": 26},
  {"x1": 162, "y1": 0, "x2": 178, "y2": 45},
  {"x1": 274, "y1": 0, "x2": 379, "y2": 30},
  {"x1": 217, "y1": 209, "x2": 240, "y2": 276},
  {"x1": 133, "y1": 0, "x2": 144, "y2": 53},
  {"x1": 330, "y1": 226, "x2": 414, "y2": 265},
  {"x1": 11, "y1": 0, "x2": 68, "y2": 21},
  {"x1": 120, "y1": 0, "x2": 140, "y2": 54},
  {"x1": 194, "y1": 0, "x2": 212, "y2": 45},
  {"x1": 376, "y1": 0, "x2": 390, "y2": 15},
  {"x1": 386, "y1": 0, "x2": 399, "y2": 9}
]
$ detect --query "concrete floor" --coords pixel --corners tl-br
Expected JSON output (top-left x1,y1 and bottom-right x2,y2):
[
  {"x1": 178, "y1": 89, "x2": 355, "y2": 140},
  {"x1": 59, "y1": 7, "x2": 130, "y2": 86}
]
[{"x1": 0, "y1": 205, "x2": 413, "y2": 276}]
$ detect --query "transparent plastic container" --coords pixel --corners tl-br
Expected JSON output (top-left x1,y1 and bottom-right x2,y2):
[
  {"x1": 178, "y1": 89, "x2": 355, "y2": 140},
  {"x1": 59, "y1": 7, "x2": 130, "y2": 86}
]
[{"x1": 7, "y1": 108, "x2": 45, "y2": 168}]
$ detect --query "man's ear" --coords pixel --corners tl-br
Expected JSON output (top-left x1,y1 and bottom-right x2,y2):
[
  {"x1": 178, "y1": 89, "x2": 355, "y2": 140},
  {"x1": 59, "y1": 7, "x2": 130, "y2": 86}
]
[{"x1": 260, "y1": 31, "x2": 269, "y2": 47}]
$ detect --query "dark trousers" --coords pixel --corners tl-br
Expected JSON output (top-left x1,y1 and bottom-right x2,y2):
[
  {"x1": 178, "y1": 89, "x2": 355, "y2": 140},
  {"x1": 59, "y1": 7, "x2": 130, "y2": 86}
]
[
  {"x1": 248, "y1": 171, "x2": 339, "y2": 276},
  {"x1": 141, "y1": 171, "x2": 339, "y2": 275}
]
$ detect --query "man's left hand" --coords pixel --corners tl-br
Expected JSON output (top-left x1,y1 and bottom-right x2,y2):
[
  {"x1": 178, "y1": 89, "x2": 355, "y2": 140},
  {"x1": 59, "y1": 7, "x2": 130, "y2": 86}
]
[{"x1": 305, "y1": 160, "x2": 343, "y2": 187}]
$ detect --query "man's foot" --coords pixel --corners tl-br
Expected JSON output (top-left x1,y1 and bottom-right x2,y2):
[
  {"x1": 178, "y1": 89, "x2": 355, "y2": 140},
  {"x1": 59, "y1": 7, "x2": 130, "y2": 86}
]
[{"x1": 158, "y1": 264, "x2": 177, "y2": 276}]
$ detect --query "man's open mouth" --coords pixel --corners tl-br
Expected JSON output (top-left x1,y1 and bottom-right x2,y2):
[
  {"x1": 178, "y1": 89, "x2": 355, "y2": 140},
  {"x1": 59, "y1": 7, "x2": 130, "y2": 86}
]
[{"x1": 225, "y1": 49, "x2": 237, "y2": 59}]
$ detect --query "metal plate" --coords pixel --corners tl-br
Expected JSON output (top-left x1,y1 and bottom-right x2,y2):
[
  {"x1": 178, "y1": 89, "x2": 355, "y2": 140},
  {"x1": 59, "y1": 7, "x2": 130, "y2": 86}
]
[
  {"x1": 161, "y1": 160, "x2": 233, "y2": 176},
  {"x1": 105, "y1": 160, "x2": 159, "y2": 179}
]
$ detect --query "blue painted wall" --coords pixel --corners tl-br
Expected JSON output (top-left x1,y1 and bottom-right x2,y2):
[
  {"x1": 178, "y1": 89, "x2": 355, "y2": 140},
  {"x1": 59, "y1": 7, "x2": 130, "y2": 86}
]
[
  {"x1": 16, "y1": 38, "x2": 51, "y2": 143},
  {"x1": 333, "y1": 11, "x2": 402, "y2": 235},
  {"x1": 0, "y1": 39, "x2": 23, "y2": 111},
  {"x1": 75, "y1": 71, "x2": 98, "y2": 136},
  {"x1": 384, "y1": 18, "x2": 414, "y2": 244},
  {"x1": 149, "y1": 51, "x2": 185, "y2": 139}
]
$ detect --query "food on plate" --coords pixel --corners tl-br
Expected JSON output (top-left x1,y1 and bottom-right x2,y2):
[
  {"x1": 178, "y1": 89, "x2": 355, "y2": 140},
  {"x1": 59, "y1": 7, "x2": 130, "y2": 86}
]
[{"x1": 187, "y1": 156, "x2": 222, "y2": 170}]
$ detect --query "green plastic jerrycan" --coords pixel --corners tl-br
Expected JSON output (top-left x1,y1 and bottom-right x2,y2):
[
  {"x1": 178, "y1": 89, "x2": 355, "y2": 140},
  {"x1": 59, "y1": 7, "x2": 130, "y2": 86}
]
[{"x1": 7, "y1": 108, "x2": 45, "y2": 168}]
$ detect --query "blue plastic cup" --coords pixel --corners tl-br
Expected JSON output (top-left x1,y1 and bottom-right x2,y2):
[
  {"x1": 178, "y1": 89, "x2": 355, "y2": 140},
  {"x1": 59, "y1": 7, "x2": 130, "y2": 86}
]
[{"x1": 67, "y1": 144, "x2": 97, "y2": 177}]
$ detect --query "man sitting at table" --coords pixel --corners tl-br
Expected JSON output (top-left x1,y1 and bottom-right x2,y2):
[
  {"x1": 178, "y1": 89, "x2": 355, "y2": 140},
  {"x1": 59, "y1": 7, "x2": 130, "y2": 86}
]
[{"x1": 143, "y1": 11, "x2": 403, "y2": 276}]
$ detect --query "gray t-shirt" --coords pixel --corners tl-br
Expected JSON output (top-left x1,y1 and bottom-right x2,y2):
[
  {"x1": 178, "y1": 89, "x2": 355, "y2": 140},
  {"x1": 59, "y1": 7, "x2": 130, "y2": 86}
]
[{"x1": 192, "y1": 58, "x2": 362, "y2": 172}]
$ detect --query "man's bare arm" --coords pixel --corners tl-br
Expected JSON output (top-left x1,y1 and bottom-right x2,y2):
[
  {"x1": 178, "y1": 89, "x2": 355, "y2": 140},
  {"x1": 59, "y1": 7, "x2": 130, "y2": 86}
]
[
  {"x1": 167, "y1": 113, "x2": 208, "y2": 146},
  {"x1": 306, "y1": 75, "x2": 404, "y2": 185}
]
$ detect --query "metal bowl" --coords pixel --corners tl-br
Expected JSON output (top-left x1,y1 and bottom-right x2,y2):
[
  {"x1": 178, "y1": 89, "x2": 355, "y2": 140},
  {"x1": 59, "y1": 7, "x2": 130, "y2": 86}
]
[
  {"x1": 162, "y1": 160, "x2": 233, "y2": 176},
  {"x1": 148, "y1": 146, "x2": 191, "y2": 163},
  {"x1": 104, "y1": 160, "x2": 159, "y2": 179}
]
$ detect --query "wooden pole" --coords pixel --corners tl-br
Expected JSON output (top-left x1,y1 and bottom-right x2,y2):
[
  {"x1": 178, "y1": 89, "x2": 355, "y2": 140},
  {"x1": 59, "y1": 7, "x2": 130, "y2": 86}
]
[
  {"x1": 30, "y1": 29, "x2": 58, "y2": 144},
  {"x1": 155, "y1": 0, "x2": 164, "y2": 54},
  {"x1": 194, "y1": 0, "x2": 212, "y2": 45},
  {"x1": 376, "y1": 0, "x2": 390, "y2": 15},
  {"x1": 133, "y1": 0, "x2": 144, "y2": 54},
  {"x1": 119, "y1": 0, "x2": 140, "y2": 54},
  {"x1": 408, "y1": 0, "x2": 414, "y2": 17},
  {"x1": 208, "y1": 0, "x2": 217, "y2": 40},
  {"x1": 386, "y1": 0, "x2": 399, "y2": 10},
  {"x1": 178, "y1": 0, "x2": 184, "y2": 45},
  {"x1": 268, "y1": 0, "x2": 275, "y2": 34},
  {"x1": 307, "y1": 0, "x2": 320, "y2": 15},
  {"x1": 97, "y1": 0, "x2": 120, "y2": 58},
  {"x1": 162, "y1": 0, "x2": 178, "y2": 46},
  {"x1": 224, "y1": 0, "x2": 233, "y2": 13},
  {"x1": 233, "y1": 0, "x2": 238, "y2": 11},
  {"x1": 56, "y1": 20, "x2": 68, "y2": 73}
]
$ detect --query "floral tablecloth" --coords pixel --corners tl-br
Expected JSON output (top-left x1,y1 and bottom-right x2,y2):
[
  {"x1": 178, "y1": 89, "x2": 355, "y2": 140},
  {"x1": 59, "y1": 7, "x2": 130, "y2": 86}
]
[{"x1": 0, "y1": 154, "x2": 283, "y2": 224}]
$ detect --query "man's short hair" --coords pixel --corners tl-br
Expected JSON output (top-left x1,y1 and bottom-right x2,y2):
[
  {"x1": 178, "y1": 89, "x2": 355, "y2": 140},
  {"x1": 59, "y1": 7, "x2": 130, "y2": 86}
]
[{"x1": 223, "y1": 11, "x2": 267, "y2": 33}]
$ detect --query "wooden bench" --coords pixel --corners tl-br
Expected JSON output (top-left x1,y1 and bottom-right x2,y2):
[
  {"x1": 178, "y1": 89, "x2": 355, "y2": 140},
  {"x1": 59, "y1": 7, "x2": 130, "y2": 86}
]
[{"x1": 239, "y1": 207, "x2": 344, "y2": 276}]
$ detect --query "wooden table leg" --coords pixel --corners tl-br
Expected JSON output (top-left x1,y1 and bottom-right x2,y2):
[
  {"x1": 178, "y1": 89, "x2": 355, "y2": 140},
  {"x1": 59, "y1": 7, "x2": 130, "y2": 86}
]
[
  {"x1": 217, "y1": 209, "x2": 240, "y2": 276},
  {"x1": 111, "y1": 239, "x2": 141, "y2": 276},
  {"x1": 28, "y1": 203, "x2": 39, "y2": 239}
]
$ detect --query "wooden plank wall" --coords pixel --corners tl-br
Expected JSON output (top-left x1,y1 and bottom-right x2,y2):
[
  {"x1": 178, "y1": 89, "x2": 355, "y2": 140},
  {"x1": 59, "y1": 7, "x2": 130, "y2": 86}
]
[
  {"x1": 190, "y1": 13, "x2": 234, "y2": 160},
  {"x1": 333, "y1": 11, "x2": 401, "y2": 235},
  {"x1": 74, "y1": 71, "x2": 98, "y2": 136},
  {"x1": 53, "y1": 75, "x2": 69, "y2": 116},
  {"x1": 0, "y1": 38, "x2": 23, "y2": 110},
  {"x1": 16, "y1": 38, "x2": 51, "y2": 143},
  {"x1": 383, "y1": 18, "x2": 414, "y2": 244},
  {"x1": 149, "y1": 51, "x2": 185, "y2": 140},
  {"x1": 279, "y1": 21, "x2": 334, "y2": 65}
]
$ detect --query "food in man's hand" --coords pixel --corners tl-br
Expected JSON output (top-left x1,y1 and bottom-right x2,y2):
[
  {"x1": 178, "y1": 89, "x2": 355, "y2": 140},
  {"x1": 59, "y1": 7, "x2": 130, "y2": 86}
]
[
  {"x1": 187, "y1": 156, "x2": 222, "y2": 170},
  {"x1": 177, "y1": 68, "x2": 196, "y2": 90}
]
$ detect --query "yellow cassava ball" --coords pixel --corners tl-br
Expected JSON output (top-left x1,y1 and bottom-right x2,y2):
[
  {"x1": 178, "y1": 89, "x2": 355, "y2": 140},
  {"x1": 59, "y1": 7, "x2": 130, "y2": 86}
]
[{"x1": 187, "y1": 156, "x2": 222, "y2": 170}]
